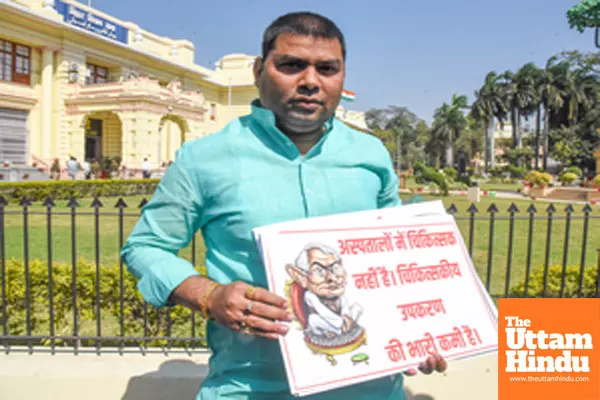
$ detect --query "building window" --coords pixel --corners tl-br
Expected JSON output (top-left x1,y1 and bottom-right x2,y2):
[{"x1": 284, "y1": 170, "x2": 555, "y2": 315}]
[
  {"x1": 86, "y1": 63, "x2": 109, "y2": 84},
  {"x1": 0, "y1": 39, "x2": 31, "y2": 85},
  {"x1": 210, "y1": 103, "x2": 216, "y2": 121}
]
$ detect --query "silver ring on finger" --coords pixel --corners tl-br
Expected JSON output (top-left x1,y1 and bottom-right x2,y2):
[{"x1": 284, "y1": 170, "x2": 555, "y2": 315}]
[{"x1": 246, "y1": 301, "x2": 254, "y2": 314}]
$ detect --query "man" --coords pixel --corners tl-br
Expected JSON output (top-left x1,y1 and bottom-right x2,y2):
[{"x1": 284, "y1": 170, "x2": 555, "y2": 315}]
[
  {"x1": 66, "y1": 156, "x2": 80, "y2": 180},
  {"x1": 141, "y1": 158, "x2": 152, "y2": 179},
  {"x1": 122, "y1": 11, "x2": 446, "y2": 400},
  {"x1": 286, "y1": 243, "x2": 363, "y2": 339}
]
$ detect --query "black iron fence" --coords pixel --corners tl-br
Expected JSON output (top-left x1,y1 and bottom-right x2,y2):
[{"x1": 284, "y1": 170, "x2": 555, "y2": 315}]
[{"x1": 0, "y1": 195, "x2": 599, "y2": 355}]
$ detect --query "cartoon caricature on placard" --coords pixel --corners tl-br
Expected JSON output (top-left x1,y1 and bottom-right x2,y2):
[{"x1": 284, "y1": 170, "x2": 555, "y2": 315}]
[{"x1": 285, "y1": 243, "x2": 368, "y2": 366}]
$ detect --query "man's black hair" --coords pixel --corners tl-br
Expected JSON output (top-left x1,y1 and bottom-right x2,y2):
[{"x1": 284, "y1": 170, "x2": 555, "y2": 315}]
[{"x1": 261, "y1": 11, "x2": 346, "y2": 61}]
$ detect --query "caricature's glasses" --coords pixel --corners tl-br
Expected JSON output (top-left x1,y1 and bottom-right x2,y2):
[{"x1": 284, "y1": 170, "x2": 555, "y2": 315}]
[{"x1": 308, "y1": 260, "x2": 345, "y2": 282}]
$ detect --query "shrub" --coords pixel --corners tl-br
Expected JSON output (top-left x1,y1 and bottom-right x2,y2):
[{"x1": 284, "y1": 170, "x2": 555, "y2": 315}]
[
  {"x1": 506, "y1": 165, "x2": 527, "y2": 179},
  {"x1": 442, "y1": 168, "x2": 458, "y2": 181},
  {"x1": 3, "y1": 259, "x2": 207, "y2": 348},
  {"x1": 524, "y1": 170, "x2": 553, "y2": 187},
  {"x1": 509, "y1": 264, "x2": 598, "y2": 298},
  {"x1": 559, "y1": 172, "x2": 578, "y2": 185},
  {"x1": 0, "y1": 179, "x2": 160, "y2": 203},
  {"x1": 594, "y1": 175, "x2": 600, "y2": 187},
  {"x1": 413, "y1": 162, "x2": 449, "y2": 196},
  {"x1": 565, "y1": 166, "x2": 583, "y2": 178}
]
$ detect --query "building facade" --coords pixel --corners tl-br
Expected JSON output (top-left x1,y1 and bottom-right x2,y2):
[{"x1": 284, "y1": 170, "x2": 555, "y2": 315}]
[{"x1": 0, "y1": 0, "x2": 369, "y2": 174}]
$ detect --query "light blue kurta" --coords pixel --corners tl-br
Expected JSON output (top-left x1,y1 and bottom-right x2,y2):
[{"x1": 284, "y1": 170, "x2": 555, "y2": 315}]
[{"x1": 121, "y1": 100, "x2": 406, "y2": 399}]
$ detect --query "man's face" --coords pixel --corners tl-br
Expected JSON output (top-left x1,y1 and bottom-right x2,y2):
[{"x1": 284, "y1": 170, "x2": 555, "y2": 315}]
[
  {"x1": 254, "y1": 33, "x2": 345, "y2": 135},
  {"x1": 305, "y1": 248, "x2": 346, "y2": 298}
]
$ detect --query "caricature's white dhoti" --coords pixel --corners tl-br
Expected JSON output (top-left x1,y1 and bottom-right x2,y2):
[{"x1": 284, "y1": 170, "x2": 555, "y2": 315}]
[{"x1": 304, "y1": 291, "x2": 363, "y2": 337}]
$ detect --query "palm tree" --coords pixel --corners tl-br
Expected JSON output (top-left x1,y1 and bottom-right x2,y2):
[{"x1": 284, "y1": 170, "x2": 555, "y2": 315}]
[
  {"x1": 502, "y1": 64, "x2": 539, "y2": 149},
  {"x1": 471, "y1": 72, "x2": 507, "y2": 171},
  {"x1": 432, "y1": 94, "x2": 468, "y2": 168},
  {"x1": 539, "y1": 58, "x2": 567, "y2": 170}
]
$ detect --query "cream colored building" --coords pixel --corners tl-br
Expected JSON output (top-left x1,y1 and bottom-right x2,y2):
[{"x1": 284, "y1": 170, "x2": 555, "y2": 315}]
[{"x1": 0, "y1": 0, "x2": 368, "y2": 174}]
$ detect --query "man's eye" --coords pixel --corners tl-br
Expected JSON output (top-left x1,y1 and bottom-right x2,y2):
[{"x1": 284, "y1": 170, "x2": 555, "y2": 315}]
[
  {"x1": 317, "y1": 65, "x2": 339, "y2": 76},
  {"x1": 277, "y1": 62, "x2": 305, "y2": 73}
]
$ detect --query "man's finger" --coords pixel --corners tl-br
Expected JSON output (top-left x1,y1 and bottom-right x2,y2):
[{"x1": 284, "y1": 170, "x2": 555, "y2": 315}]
[
  {"x1": 245, "y1": 329, "x2": 279, "y2": 341},
  {"x1": 246, "y1": 314, "x2": 289, "y2": 336},
  {"x1": 250, "y1": 287, "x2": 288, "y2": 308},
  {"x1": 247, "y1": 300, "x2": 294, "y2": 322},
  {"x1": 418, "y1": 357, "x2": 435, "y2": 374},
  {"x1": 434, "y1": 354, "x2": 447, "y2": 373}
]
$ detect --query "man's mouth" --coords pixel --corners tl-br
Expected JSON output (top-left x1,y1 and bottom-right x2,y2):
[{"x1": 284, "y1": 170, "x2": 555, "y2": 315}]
[{"x1": 290, "y1": 99, "x2": 323, "y2": 112}]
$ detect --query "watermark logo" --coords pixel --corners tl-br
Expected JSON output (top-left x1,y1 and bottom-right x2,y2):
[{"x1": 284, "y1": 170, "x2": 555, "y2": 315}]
[{"x1": 499, "y1": 298, "x2": 599, "y2": 400}]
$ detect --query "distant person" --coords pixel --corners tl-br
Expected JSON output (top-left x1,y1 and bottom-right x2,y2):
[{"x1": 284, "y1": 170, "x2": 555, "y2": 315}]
[
  {"x1": 141, "y1": 158, "x2": 152, "y2": 179},
  {"x1": 50, "y1": 158, "x2": 61, "y2": 180},
  {"x1": 122, "y1": 11, "x2": 446, "y2": 400},
  {"x1": 66, "y1": 156, "x2": 80, "y2": 180},
  {"x1": 83, "y1": 159, "x2": 91, "y2": 180}
]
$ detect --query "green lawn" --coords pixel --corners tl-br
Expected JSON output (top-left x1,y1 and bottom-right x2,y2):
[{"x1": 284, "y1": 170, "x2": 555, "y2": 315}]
[{"x1": 2, "y1": 193, "x2": 599, "y2": 300}]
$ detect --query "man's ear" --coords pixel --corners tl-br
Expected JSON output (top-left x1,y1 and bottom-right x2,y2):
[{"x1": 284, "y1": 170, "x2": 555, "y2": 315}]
[
  {"x1": 286, "y1": 264, "x2": 309, "y2": 289},
  {"x1": 252, "y1": 56, "x2": 263, "y2": 85}
]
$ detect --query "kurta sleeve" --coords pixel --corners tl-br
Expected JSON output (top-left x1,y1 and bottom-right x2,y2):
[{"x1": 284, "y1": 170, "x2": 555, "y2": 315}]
[
  {"x1": 377, "y1": 144, "x2": 402, "y2": 209},
  {"x1": 121, "y1": 143, "x2": 204, "y2": 308}
]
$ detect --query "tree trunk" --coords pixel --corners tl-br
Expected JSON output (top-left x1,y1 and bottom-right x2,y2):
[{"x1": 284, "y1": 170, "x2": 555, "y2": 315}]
[
  {"x1": 483, "y1": 119, "x2": 489, "y2": 173},
  {"x1": 542, "y1": 104, "x2": 550, "y2": 171},
  {"x1": 489, "y1": 119, "x2": 496, "y2": 170},
  {"x1": 511, "y1": 108, "x2": 518, "y2": 148},
  {"x1": 516, "y1": 115, "x2": 522, "y2": 150},
  {"x1": 535, "y1": 104, "x2": 541, "y2": 170},
  {"x1": 446, "y1": 144, "x2": 454, "y2": 169}
]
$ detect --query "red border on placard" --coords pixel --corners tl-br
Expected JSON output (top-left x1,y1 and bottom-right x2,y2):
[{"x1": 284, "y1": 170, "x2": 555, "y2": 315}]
[{"x1": 264, "y1": 221, "x2": 498, "y2": 394}]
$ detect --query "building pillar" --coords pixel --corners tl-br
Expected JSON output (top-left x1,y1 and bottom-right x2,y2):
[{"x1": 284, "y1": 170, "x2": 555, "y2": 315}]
[{"x1": 41, "y1": 47, "x2": 54, "y2": 160}]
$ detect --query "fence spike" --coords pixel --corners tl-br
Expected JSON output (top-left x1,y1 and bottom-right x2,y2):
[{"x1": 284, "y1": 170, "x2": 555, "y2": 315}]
[
  {"x1": 508, "y1": 203, "x2": 519, "y2": 214},
  {"x1": 487, "y1": 203, "x2": 499, "y2": 214},
  {"x1": 138, "y1": 198, "x2": 148, "y2": 209},
  {"x1": 67, "y1": 197, "x2": 80, "y2": 208},
  {"x1": 447, "y1": 204, "x2": 458, "y2": 214},
  {"x1": 91, "y1": 197, "x2": 104, "y2": 209},
  {"x1": 19, "y1": 196, "x2": 32, "y2": 207},
  {"x1": 583, "y1": 204, "x2": 593, "y2": 213},
  {"x1": 0, "y1": 195, "x2": 7, "y2": 207},
  {"x1": 546, "y1": 203, "x2": 557, "y2": 214},
  {"x1": 42, "y1": 196, "x2": 55, "y2": 208},
  {"x1": 527, "y1": 204, "x2": 537, "y2": 214},
  {"x1": 467, "y1": 203, "x2": 479, "y2": 214},
  {"x1": 564, "y1": 204, "x2": 574, "y2": 214},
  {"x1": 114, "y1": 198, "x2": 128, "y2": 209}
]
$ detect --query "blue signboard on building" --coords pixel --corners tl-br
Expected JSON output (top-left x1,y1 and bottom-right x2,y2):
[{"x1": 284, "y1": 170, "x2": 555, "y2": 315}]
[{"x1": 55, "y1": 0, "x2": 128, "y2": 44}]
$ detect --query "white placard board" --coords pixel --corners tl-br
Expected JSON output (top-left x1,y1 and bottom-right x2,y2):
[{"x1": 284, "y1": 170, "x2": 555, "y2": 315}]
[{"x1": 253, "y1": 201, "x2": 498, "y2": 397}]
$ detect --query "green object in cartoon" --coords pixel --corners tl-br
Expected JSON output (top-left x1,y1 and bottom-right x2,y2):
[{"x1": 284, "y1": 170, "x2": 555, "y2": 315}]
[{"x1": 352, "y1": 353, "x2": 370, "y2": 366}]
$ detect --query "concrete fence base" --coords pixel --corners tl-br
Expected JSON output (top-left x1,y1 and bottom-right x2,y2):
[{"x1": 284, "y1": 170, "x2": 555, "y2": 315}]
[{"x1": 0, "y1": 348, "x2": 498, "y2": 400}]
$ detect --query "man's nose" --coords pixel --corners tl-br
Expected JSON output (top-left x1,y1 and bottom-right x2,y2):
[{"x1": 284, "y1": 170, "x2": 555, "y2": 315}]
[{"x1": 298, "y1": 66, "x2": 320, "y2": 94}]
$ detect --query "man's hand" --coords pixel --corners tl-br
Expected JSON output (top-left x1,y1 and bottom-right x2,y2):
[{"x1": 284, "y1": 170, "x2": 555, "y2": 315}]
[
  {"x1": 342, "y1": 315, "x2": 354, "y2": 333},
  {"x1": 208, "y1": 281, "x2": 295, "y2": 340},
  {"x1": 403, "y1": 353, "x2": 447, "y2": 376}
]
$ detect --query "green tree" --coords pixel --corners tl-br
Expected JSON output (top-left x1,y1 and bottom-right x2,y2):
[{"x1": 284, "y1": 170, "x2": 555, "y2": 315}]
[
  {"x1": 432, "y1": 94, "x2": 468, "y2": 168},
  {"x1": 365, "y1": 106, "x2": 425, "y2": 170},
  {"x1": 567, "y1": 0, "x2": 600, "y2": 48},
  {"x1": 471, "y1": 72, "x2": 507, "y2": 172}
]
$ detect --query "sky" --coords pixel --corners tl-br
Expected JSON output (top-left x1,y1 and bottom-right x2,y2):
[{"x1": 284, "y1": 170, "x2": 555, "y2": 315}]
[{"x1": 79, "y1": 0, "x2": 597, "y2": 123}]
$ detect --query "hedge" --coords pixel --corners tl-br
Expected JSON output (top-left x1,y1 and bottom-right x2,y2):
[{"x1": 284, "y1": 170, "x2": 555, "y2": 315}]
[
  {"x1": 413, "y1": 162, "x2": 449, "y2": 196},
  {"x1": 2, "y1": 259, "x2": 207, "y2": 348},
  {"x1": 0, "y1": 179, "x2": 160, "y2": 203},
  {"x1": 509, "y1": 264, "x2": 598, "y2": 298}
]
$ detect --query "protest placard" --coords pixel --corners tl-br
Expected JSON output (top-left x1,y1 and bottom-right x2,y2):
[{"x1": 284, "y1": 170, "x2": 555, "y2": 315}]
[{"x1": 253, "y1": 201, "x2": 498, "y2": 397}]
